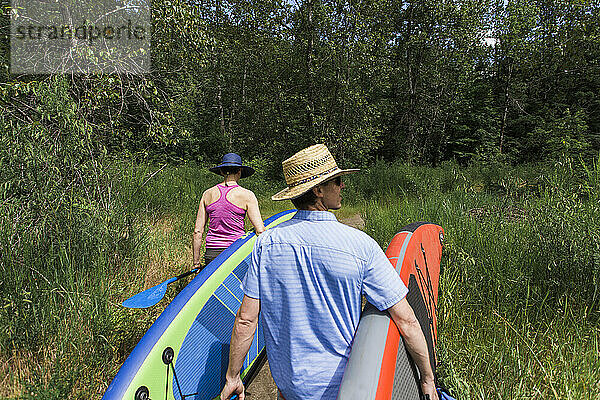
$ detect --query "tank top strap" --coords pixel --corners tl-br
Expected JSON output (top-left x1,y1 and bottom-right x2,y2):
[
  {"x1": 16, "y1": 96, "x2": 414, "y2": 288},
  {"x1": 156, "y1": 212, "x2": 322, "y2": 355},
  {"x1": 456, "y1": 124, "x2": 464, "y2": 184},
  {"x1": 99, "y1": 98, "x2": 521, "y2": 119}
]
[
  {"x1": 217, "y1": 183, "x2": 239, "y2": 199},
  {"x1": 215, "y1": 184, "x2": 244, "y2": 212}
]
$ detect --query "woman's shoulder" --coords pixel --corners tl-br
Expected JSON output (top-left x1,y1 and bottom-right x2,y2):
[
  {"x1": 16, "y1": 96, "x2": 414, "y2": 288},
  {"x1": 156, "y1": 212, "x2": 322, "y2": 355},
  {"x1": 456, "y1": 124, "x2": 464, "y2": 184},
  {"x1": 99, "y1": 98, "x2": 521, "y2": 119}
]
[
  {"x1": 202, "y1": 185, "x2": 222, "y2": 204},
  {"x1": 230, "y1": 185, "x2": 257, "y2": 198},
  {"x1": 204, "y1": 185, "x2": 222, "y2": 195}
]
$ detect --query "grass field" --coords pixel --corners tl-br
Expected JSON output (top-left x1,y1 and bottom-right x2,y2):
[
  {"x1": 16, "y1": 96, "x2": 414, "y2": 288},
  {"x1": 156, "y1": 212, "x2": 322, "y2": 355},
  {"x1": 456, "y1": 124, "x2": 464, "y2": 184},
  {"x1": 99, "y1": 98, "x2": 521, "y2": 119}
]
[{"x1": 1, "y1": 157, "x2": 599, "y2": 399}]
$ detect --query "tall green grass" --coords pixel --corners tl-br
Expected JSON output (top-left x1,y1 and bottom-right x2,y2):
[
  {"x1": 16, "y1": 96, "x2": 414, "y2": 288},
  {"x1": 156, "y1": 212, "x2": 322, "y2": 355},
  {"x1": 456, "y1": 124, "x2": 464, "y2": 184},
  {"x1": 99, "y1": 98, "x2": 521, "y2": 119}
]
[
  {"x1": 0, "y1": 156, "x2": 291, "y2": 398},
  {"x1": 2, "y1": 154, "x2": 599, "y2": 398},
  {"x1": 360, "y1": 158, "x2": 600, "y2": 399}
]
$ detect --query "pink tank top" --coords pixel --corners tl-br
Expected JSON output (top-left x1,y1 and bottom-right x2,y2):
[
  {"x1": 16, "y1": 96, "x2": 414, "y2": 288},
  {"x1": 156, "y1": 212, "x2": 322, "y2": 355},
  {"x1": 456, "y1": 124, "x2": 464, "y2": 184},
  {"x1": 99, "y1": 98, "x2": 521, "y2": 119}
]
[{"x1": 205, "y1": 184, "x2": 246, "y2": 248}]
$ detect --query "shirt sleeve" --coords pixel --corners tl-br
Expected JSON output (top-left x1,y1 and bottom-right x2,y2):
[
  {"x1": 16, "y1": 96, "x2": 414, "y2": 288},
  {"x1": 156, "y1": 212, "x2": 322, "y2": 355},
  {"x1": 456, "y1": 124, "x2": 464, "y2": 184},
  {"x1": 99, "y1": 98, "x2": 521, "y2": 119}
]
[
  {"x1": 362, "y1": 237, "x2": 408, "y2": 311},
  {"x1": 241, "y1": 236, "x2": 261, "y2": 299}
]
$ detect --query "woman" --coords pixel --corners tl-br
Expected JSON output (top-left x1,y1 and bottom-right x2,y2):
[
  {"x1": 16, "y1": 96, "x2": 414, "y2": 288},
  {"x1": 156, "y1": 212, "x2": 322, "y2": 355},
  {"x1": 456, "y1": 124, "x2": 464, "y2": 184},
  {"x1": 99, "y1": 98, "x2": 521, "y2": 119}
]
[{"x1": 193, "y1": 153, "x2": 265, "y2": 268}]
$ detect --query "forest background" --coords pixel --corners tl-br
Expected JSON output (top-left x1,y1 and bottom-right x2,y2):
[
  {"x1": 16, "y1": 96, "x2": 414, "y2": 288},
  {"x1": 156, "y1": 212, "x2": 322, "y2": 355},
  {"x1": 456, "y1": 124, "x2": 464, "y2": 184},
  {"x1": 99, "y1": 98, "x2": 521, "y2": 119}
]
[{"x1": 1, "y1": 0, "x2": 599, "y2": 399}]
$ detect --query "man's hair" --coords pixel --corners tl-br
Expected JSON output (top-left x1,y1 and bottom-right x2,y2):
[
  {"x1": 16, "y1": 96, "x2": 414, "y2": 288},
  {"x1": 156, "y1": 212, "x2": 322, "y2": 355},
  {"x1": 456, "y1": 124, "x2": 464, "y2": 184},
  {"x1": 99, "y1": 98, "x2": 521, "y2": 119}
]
[
  {"x1": 291, "y1": 187, "x2": 318, "y2": 209},
  {"x1": 221, "y1": 166, "x2": 241, "y2": 175},
  {"x1": 291, "y1": 177, "x2": 341, "y2": 209}
]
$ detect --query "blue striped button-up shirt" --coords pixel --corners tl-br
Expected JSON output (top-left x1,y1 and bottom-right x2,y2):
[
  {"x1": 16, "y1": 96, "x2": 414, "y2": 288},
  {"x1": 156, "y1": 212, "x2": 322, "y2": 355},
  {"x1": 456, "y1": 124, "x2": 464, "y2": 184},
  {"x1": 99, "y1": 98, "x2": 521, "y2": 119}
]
[{"x1": 242, "y1": 210, "x2": 408, "y2": 400}]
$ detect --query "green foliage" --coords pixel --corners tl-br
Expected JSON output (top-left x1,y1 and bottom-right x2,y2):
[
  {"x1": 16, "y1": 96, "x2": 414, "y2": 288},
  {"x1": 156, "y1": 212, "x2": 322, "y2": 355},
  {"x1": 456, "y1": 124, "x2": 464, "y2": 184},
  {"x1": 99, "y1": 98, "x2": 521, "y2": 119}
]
[
  {"x1": 581, "y1": 153, "x2": 600, "y2": 204},
  {"x1": 0, "y1": 78, "x2": 156, "y2": 393},
  {"x1": 362, "y1": 157, "x2": 600, "y2": 399},
  {"x1": 3, "y1": 1, "x2": 600, "y2": 165},
  {"x1": 2, "y1": 0, "x2": 600, "y2": 397},
  {"x1": 534, "y1": 109, "x2": 592, "y2": 161},
  {"x1": 2, "y1": 150, "x2": 600, "y2": 397}
]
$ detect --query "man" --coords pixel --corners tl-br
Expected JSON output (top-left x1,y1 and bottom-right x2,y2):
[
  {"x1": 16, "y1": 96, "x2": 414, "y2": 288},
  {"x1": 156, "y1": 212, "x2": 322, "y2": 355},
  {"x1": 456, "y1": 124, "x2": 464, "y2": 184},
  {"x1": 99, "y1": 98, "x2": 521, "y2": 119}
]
[{"x1": 220, "y1": 144, "x2": 438, "y2": 400}]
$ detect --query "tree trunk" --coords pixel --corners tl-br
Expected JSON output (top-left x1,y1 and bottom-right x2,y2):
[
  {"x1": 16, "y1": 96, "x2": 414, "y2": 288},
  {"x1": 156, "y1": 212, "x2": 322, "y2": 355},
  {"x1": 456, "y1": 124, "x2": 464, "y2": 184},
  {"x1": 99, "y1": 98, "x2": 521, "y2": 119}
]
[
  {"x1": 216, "y1": 73, "x2": 227, "y2": 144},
  {"x1": 405, "y1": 2, "x2": 417, "y2": 162},
  {"x1": 305, "y1": 0, "x2": 316, "y2": 137},
  {"x1": 499, "y1": 62, "x2": 512, "y2": 155},
  {"x1": 214, "y1": 0, "x2": 228, "y2": 150}
]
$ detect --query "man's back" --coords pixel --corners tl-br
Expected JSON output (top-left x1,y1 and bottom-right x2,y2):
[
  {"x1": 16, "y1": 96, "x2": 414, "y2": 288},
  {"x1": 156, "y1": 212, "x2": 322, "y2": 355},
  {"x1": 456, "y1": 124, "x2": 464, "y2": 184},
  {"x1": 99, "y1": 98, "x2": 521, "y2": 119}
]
[
  {"x1": 242, "y1": 210, "x2": 407, "y2": 400},
  {"x1": 220, "y1": 145, "x2": 438, "y2": 400}
]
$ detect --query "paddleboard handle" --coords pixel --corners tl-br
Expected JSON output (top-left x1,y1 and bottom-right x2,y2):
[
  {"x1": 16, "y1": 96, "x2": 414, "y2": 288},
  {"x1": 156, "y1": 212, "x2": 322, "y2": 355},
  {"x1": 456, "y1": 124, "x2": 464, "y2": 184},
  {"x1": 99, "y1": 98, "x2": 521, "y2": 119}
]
[
  {"x1": 162, "y1": 347, "x2": 174, "y2": 365},
  {"x1": 134, "y1": 386, "x2": 149, "y2": 400}
]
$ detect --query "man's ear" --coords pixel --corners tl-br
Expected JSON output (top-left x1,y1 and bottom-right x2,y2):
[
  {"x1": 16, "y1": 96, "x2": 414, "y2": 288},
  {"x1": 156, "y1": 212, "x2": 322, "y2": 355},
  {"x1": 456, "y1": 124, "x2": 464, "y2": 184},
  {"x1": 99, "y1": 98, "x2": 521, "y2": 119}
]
[{"x1": 312, "y1": 185, "x2": 324, "y2": 198}]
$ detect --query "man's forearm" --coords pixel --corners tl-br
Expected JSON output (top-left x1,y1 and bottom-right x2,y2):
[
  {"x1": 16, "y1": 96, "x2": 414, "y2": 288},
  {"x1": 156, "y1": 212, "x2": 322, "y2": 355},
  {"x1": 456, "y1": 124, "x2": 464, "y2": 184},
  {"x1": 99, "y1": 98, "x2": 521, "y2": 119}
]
[
  {"x1": 221, "y1": 296, "x2": 260, "y2": 400},
  {"x1": 226, "y1": 310, "x2": 258, "y2": 378},
  {"x1": 398, "y1": 318, "x2": 435, "y2": 382},
  {"x1": 388, "y1": 299, "x2": 435, "y2": 383}
]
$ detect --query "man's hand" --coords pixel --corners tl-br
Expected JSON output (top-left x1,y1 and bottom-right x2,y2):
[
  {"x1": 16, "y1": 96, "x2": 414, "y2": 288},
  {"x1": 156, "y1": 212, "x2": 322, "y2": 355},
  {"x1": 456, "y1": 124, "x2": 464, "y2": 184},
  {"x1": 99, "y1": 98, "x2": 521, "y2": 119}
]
[
  {"x1": 220, "y1": 374, "x2": 245, "y2": 400},
  {"x1": 420, "y1": 376, "x2": 439, "y2": 400}
]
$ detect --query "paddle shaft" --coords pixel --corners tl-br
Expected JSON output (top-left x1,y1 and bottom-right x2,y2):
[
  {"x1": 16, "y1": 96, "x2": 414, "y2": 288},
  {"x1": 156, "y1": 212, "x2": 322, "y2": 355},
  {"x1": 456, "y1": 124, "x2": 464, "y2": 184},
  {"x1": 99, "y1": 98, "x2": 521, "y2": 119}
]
[{"x1": 176, "y1": 267, "x2": 201, "y2": 281}]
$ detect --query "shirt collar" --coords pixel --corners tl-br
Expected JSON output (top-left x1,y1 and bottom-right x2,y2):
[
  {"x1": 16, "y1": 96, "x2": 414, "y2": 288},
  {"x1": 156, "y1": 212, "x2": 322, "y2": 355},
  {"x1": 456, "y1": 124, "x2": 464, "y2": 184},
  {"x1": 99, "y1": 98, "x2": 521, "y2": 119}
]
[{"x1": 292, "y1": 209, "x2": 338, "y2": 222}]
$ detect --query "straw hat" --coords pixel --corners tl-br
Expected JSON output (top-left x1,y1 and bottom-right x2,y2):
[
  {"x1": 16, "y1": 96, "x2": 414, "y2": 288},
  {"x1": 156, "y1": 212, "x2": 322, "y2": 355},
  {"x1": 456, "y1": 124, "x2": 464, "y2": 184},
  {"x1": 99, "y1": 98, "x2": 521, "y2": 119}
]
[{"x1": 272, "y1": 144, "x2": 359, "y2": 201}]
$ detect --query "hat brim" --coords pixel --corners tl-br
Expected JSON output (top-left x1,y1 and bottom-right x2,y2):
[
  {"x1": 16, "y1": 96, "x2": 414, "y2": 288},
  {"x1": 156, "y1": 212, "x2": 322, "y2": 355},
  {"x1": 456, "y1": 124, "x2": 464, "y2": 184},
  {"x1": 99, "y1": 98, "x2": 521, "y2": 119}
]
[
  {"x1": 271, "y1": 168, "x2": 359, "y2": 201},
  {"x1": 209, "y1": 164, "x2": 255, "y2": 178}
]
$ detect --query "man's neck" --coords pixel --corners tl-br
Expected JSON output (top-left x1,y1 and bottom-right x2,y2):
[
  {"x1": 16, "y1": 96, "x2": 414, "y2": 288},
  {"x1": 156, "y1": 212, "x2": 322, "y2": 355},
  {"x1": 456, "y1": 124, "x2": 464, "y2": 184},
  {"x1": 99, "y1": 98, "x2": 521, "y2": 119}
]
[{"x1": 302, "y1": 201, "x2": 328, "y2": 211}]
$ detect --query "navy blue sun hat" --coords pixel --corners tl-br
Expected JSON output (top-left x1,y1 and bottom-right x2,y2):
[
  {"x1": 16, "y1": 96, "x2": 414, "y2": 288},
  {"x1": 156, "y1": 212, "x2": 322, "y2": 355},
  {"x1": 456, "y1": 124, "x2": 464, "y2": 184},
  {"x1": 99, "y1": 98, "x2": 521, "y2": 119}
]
[{"x1": 209, "y1": 153, "x2": 255, "y2": 178}]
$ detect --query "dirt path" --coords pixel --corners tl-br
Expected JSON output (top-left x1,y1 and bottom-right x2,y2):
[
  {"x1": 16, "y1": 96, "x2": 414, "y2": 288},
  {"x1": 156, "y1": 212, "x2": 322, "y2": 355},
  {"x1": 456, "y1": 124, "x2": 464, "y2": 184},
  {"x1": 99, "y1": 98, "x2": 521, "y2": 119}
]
[
  {"x1": 339, "y1": 213, "x2": 365, "y2": 230},
  {"x1": 245, "y1": 213, "x2": 365, "y2": 399},
  {"x1": 245, "y1": 360, "x2": 278, "y2": 399}
]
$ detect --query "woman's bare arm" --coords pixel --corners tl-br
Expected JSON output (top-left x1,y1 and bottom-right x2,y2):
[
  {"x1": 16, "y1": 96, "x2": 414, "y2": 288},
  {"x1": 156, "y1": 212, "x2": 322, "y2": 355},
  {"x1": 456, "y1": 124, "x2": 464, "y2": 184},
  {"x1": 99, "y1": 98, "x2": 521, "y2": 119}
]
[
  {"x1": 245, "y1": 191, "x2": 265, "y2": 234},
  {"x1": 193, "y1": 193, "x2": 208, "y2": 266}
]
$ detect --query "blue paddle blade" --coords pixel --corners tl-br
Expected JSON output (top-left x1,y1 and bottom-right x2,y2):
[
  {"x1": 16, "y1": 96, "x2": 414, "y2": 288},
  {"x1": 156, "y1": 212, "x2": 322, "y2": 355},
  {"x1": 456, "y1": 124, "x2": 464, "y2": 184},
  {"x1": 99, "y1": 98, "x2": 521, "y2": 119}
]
[
  {"x1": 122, "y1": 277, "x2": 177, "y2": 308},
  {"x1": 438, "y1": 388, "x2": 457, "y2": 400}
]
